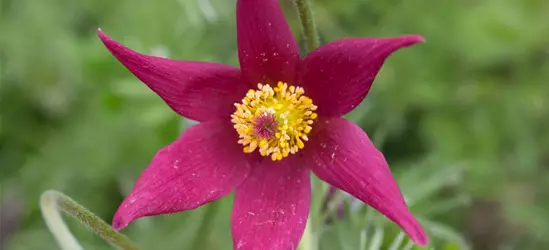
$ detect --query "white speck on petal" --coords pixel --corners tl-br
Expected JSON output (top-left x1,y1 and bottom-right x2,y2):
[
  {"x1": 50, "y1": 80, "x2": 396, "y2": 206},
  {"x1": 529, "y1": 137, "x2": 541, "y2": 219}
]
[
  {"x1": 173, "y1": 159, "x2": 181, "y2": 169},
  {"x1": 236, "y1": 240, "x2": 246, "y2": 249},
  {"x1": 331, "y1": 145, "x2": 339, "y2": 163}
]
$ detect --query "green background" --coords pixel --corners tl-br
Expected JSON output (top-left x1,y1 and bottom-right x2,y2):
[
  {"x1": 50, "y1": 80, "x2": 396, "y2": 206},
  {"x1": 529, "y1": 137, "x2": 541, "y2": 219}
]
[{"x1": 1, "y1": 0, "x2": 548, "y2": 249}]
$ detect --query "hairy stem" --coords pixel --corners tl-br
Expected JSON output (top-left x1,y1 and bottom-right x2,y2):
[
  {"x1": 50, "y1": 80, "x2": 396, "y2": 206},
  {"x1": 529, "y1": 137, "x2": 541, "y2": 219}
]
[
  {"x1": 293, "y1": 0, "x2": 320, "y2": 52},
  {"x1": 40, "y1": 190, "x2": 139, "y2": 250},
  {"x1": 294, "y1": 2, "x2": 322, "y2": 239}
]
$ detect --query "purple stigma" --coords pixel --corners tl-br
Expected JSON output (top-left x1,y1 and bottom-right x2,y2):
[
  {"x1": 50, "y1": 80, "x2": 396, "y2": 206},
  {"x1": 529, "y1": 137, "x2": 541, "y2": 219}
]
[{"x1": 253, "y1": 112, "x2": 278, "y2": 139}]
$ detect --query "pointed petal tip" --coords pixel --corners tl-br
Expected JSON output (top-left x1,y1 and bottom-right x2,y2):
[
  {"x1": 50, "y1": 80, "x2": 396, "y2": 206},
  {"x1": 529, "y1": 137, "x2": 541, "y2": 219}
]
[
  {"x1": 111, "y1": 201, "x2": 143, "y2": 231},
  {"x1": 97, "y1": 28, "x2": 106, "y2": 39},
  {"x1": 404, "y1": 217, "x2": 429, "y2": 246},
  {"x1": 97, "y1": 29, "x2": 113, "y2": 48},
  {"x1": 112, "y1": 199, "x2": 134, "y2": 231},
  {"x1": 111, "y1": 216, "x2": 129, "y2": 231},
  {"x1": 404, "y1": 34, "x2": 426, "y2": 44},
  {"x1": 411, "y1": 230, "x2": 429, "y2": 246}
]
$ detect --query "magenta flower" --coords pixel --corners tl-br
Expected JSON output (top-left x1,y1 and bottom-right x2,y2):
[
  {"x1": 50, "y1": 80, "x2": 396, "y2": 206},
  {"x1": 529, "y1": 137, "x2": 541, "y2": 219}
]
[{"x1": 98, "y1": 0, "x2": 428, "y2": 248}]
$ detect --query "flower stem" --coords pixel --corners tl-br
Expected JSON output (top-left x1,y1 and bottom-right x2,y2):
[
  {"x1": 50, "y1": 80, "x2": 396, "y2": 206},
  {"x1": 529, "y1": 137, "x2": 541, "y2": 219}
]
[
  {"x1": 40, "y1": 190, "x2": 139, "y2": 250},
  {"x1": 294, "y1": 1, "x2": 319, "y2": 248},
  {"x1": 293, "y1": 0, "x2": 320, "y2": 52}
]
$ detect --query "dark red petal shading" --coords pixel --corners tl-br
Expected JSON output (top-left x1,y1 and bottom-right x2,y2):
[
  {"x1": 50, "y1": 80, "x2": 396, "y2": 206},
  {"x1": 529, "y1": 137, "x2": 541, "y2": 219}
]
[
  {"x1": 231, "y1": 158, "x2": 310, "y2": 250},
  {"x1": 298, "y1": 36, "x2": 425, "y2": 116},
  {"x1": 98, "y1": 30, "x2": 250, "y2": 122},
  {"x1": 112, "y1": 120, "x2": 253, "y2": 230},
  {"x1": 304, "y1": 117, "x2": 428, "y2": 246},
  {"x1": 236, "y1": 0, "x2": 299, "y2": 85}
]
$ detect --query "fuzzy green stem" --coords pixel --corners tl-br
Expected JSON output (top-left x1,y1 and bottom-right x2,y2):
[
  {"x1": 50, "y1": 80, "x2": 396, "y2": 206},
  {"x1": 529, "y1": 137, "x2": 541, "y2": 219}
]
[
  {"x1": 40, "y1": 190, "x2": 139, "y2": 250},
  {"x1": 294, "y1": 4, "x2": 320, "y2": 249},
  {"x1": 293, "y1": 0, "x2": 319, "y2": 52}
]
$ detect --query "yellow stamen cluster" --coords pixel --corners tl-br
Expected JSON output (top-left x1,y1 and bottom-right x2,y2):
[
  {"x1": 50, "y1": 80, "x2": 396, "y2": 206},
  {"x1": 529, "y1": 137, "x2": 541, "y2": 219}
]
[{"x1": 231, "y1": 82, "x2": 318, "y2": 161}]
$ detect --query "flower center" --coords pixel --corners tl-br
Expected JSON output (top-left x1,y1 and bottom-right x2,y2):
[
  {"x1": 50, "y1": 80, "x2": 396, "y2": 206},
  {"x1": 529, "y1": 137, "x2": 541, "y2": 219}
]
[{"x1": 231, "y1": 82, "x2": 318, "y2": 161}]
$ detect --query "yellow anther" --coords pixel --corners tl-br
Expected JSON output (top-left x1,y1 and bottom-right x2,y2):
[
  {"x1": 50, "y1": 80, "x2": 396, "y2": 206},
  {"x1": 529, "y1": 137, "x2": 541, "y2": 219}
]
[{"x1": 230, "y1": 82, "x2": 318, "y2": 161}]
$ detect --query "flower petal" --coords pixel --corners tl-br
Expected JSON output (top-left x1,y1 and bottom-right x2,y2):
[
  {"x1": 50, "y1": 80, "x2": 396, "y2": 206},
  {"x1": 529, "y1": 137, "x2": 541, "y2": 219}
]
[
  {"x1": 236, "y1": 0, "x2": 299, "y2": 85},
  {"x1": 304, "y1": 117, "x2": 428, "y2": 245},
  {"x1": 112, "y1": 120, "x2": 253, "y2": 230},
  {"x1": 298, "y1": 36, "x2": 425, "y2": 116},
  {"x1": 231, "y1": 158, "x2": 310, "y2": 250},
  {"x1": 98, "y1": 30, "x2": 250, "y2": 121}
]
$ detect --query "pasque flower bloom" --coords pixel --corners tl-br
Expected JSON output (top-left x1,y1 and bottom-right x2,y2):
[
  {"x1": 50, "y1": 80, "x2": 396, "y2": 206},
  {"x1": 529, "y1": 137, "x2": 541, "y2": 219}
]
[{"x1": 98, "y1": 0, "x2": 428, "y2": 248}]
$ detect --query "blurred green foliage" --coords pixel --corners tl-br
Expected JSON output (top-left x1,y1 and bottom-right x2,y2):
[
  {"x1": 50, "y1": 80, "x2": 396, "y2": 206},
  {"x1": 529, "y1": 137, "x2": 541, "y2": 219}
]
[{"x1": 1, "y1": 0, "x2": 548, "y2": 249}]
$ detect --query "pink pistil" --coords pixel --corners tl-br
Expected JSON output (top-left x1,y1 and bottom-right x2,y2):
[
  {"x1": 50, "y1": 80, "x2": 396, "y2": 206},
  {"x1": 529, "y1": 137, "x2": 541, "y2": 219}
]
[{"x1": 253, "y1": 113, "x2": 278, "y2": 139}]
